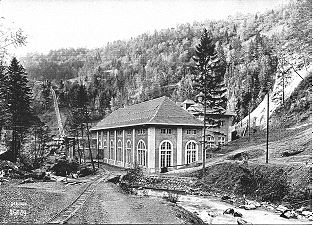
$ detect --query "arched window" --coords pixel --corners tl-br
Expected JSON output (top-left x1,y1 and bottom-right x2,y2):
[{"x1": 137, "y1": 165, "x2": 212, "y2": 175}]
[
  {"x1": 160, "y1": 141, "x2": 172, "y2": 168},
  {"x1": 109, "y1": 140, "x2": 114, "y2": 159},
  {"x1": 137, "y1": 140, "x2": 147, "y2": 166},
  {"x1": 186, "y1": 141, "x2": 198, "y2": 164},
  {"x1": 117, "y1": 140, "x2": 122, "y2": 161},
  {"x1": 126, "y1": 140, "x2": 132, "y2": 164}
]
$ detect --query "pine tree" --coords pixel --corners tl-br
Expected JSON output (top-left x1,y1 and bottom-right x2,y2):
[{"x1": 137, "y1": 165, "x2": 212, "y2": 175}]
[
  {"x1": 0, "y1": 64, "x2": 7, "y2": 130},
  {"x1": 5, "y1": 57, "x2": 33, "y2": 161},
  {"x1": 192, "y1": 29, "x2": 227, "y2": 173},
  {"x1": 193, "y1": 29, "x2": 228, "y2": 122}
]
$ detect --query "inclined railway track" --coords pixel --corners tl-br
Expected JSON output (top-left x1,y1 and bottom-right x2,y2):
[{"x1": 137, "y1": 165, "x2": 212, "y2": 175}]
[{"x1": 46, "y1": 172, "x2": 110, "y2": 224}]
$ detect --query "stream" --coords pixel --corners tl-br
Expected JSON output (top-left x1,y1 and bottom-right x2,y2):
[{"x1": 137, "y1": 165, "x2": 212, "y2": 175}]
[{"x1": 136, "y1": 188, "x2": 309, "y2": 224}]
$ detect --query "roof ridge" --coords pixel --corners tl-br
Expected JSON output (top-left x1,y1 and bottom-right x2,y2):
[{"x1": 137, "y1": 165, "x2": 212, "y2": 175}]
[{"x1": 148, "y1": 96, "x2": 167, "y2": 123}]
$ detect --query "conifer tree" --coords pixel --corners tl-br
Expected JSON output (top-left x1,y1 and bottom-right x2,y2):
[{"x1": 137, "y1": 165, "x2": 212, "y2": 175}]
[
  {"x1": 0, "y1": 65, "x2": 7, "y2": 130},
  {"x1": 192, "y1": 29, "x2": 227, "y2": 173},
  {"x1": 193, "y1": 29, "x2": 228, "y2": 124},
  {"x1": 5, "y1": 57, "x2": 33, "y2": 161}
]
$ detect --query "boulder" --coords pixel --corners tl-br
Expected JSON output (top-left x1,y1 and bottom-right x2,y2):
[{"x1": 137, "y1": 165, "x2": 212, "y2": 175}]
[
  {"x1": 221, "y1": 195, "x2": 231, "y2": 201},
  {"x1": 237, "y1": 218, "x2": 252, "y2": 225},
  {"x1": 239, "y1": 204, "x2": 256, "y2": 210},
  {"x1": 223, "y1": 208, "x2": 235, "y2": 215},
  {"x1": 276, "y1": 205, "x2": 289, "y2": 213},
  {"x1": 233, "y1": 211, "x2": 243, "y2": 217},
  {"x1": 295, "y1": 206, "x2": 308, "y2": 213},
  {"x1": 20, "y1": 178, "x2": 34, "y2": 184},
  {"x1": 301, "y1": 211, "x2": 312, "y2": 217},
  {"x1": 245, "y1": 200, "x2": 261, "y2": 207},
  {"x1": 280, "y1": 210, "x2": 298, "y2": 219}
]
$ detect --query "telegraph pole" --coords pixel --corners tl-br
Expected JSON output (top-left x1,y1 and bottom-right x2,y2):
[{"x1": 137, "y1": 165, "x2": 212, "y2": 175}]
[
  {"x1": 266, "y1": 92, "x2": 269, "y2": 163},
  {"x1": 203, "y1": 91, "x2": 206, "y2": 175}
]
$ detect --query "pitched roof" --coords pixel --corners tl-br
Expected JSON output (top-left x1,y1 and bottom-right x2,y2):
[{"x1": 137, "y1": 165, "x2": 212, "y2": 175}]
[
  {"x1": 187, "y1": 103, "x2": 236, "y2": 117},
  {"x1": 90, "y1": 96, "x2": 203, "y2": 131}
]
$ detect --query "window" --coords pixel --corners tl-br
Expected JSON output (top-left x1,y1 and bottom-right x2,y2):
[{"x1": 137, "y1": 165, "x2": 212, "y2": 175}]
[
  {"x1": 161, "y1": 128, "x2": 172, "y2": 134},
  {"x1": 137, "y1": 129, "x2": 146, "y2": 135},
  {"x1": 187, "y1": 129, "x2": 197, "y2": 134},
  {"x1": 110, "y1": 131, "x2": 114, "y2": 135},
  {"x1": 109, "y1": 140, "x2": 114, "y2": 159},
  {"x1": 218, "y1": 136, "x2": 226, "y2": 145},
  {"x1": 127, "y1": 130, "x2": 132, "y2": 135},
  {"x1": 117, "y1": 140, "x2": 122, "y2": 161},
  {"x1": 98, "y1": 131, "x2": 103, "y2": 148},
  {"x1": 160, "y1": 141, "x2": 172, "y2": 168},
  {"x1": 137, "y1": 140, "x2": 147, "y2": 166},
  {"x1": 208, "y1": 136, "x2": 215, "y2": 148},
  {"x1": 220, "y1": 121, "x2": 225, "y2": 127},
  {"x1": 117, "y1": 130, "x2": 122, "y2": 135},
  {"x1": 126, "y1": 140, "x2": 132, "y2": 164},
  {"x1": 186, "y1": 141, "x2": 198, "y2": 164}
]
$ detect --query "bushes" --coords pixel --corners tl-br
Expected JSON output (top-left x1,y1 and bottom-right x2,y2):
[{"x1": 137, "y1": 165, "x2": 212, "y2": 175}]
[
  {"x1": 163, "y1": 192, "x2": 179, "y2": 203},
  {"x1": 120, "y1": 164, "x2": 143, "y2": 193},
  {"x1": 50, "y1": 159, "x2": 79, "y2": 176},
  {"x1": 196, "y1": 162, "x2": 310, "y2": 204}
]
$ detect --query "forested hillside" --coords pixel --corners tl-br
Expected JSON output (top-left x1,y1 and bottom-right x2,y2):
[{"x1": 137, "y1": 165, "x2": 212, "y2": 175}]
[{"x1": 22, "y1": 0, "x2": 311, "y2": 123}]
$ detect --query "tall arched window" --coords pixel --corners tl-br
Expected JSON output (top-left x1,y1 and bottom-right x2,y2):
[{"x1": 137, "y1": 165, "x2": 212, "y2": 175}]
[
  {"x1": 126, "y1": 140, "x2": 132, "y2": 164},
  {"x1": 117, "y1": 140, "x2": 122, "y2": 161},
  {"x1": 160, "y1": 141, "x2": 172, "y2": 168},
  {"x1": 186, "y1": 141, "x2": 198, "y2": 164},
  {"x1": 109, "y1": 140, "x2": 114, "y2": 159},
  {"x1": 137, "y1": 140, "x2": 147, "y2": 166}
]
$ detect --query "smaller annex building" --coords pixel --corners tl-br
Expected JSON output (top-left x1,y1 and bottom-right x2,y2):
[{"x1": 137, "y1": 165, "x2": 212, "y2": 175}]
[{"x1": 90, "y1": 96, "x2": 203, "y2": 173}]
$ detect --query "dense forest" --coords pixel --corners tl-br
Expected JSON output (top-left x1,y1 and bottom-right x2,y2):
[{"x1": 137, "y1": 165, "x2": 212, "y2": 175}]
[{"x1": 21, "y1": 0, "x2": 312, "y2": 124}]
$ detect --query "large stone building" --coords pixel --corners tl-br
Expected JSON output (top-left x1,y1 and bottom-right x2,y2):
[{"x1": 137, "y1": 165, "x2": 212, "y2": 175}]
[
  {"x1": 179, "y1": 95, "x2": 236, "y2": 146},
  {"x1": 90, "y1": 96, "x2": 203, "y2": 173}
]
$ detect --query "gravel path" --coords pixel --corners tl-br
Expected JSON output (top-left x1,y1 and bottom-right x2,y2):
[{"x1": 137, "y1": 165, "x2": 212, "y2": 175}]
[{"x1": 68, "y1": 181, "x2": 186, "y2": 224}]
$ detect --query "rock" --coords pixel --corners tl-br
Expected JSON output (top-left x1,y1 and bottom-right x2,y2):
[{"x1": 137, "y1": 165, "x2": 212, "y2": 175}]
[
  {"x1": 221, "y1": 195, "x2": 231, "y2": 201},
  {"x1": 280, "y1": 210, "x2": 298, "y2": 219},
  {"x1": 239, "y1": 204, "x2": 256, "y2": 210},
  {"x1": 207, "y1": 211, "x2": 217, "y2": 217},
  {"x1": 245, "y1": 200, "x2": 261, "y2": 207},
  {"x1": 223, "y1": 208, "x2": 235, "y2": 215},
  {"x1": 233, "y1": 211, "x2": 243, "y2": 217},
  {"x1": 301, "y1": 211, "x2": 312, "y2": 217},
  {"x1": 20, "y1": 178, "x2": 34, "y2": 184},
  {"x1": 237, "y1": 218, "x2": 252, "y2": 225},
  {"x1": 295, "y1": 206, "x2": 308, "y2": 213},
  {"x1": 276, "y1": 205, "x2": 289, "y2": 213},
  {"x1": 266, "y1": 206, "x2": 275, "y2": 211}
]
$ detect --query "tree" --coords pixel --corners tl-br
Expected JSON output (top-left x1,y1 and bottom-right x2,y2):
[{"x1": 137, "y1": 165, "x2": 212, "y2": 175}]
[
  {"x1": 192, "y1": 29, "x2": 227, "y2": 174},
  {"x1": 0, "y1": 65, "x2": 7, "y2": 130},
  {"x1": 5, "y1": 57, "x2": 33, "y2": 162}
]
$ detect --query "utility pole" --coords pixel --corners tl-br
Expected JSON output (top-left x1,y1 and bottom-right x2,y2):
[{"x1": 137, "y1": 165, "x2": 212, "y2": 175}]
[
  {"x1": 266, "y1": 92, "x2": 269, "y2": 163},
  {"x1": 203, "y1": 91, "x2": 207, "y2": 175}
]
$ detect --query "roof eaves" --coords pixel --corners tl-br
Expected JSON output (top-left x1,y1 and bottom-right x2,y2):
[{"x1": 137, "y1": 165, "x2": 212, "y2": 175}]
[{"x1": 90, "y1": 122, "x2": 203, "y2": 131}]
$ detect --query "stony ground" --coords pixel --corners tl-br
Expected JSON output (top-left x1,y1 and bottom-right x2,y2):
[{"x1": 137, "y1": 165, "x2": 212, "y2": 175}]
[
  {"x1": 0, "y1": 179, "x2": 88, "y2": 223},
  {"x1": 68, "y1": 181, "x2": 186, "y2": 224}
]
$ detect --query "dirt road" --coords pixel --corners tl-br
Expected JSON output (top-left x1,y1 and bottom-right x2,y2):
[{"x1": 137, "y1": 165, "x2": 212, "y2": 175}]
[{"x1": 68, "y1": 180, "x2": 186, "y2": 224}]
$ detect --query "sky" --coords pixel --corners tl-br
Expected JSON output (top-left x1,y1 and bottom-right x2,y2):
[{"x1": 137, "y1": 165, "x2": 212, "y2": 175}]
[{"x1": 0, "y1": 0, "x2": 286, "y2": 57}]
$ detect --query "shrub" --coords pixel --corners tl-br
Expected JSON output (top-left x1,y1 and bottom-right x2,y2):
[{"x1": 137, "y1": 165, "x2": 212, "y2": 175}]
[
  {"x1": 120, "y1": 164, "x2": 143, "y2": 194},
  {"x1": 50, "y1": 159, "x2": 79, "y2": 176},
  {"x1": 163, "y1": 192, "x2": 179, "y2": 203}
]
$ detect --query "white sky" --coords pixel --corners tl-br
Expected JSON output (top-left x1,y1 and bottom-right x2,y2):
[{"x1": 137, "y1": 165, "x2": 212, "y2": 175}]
[{"x1": 0, "y1": 0, "x2": 285, "y2": 57}]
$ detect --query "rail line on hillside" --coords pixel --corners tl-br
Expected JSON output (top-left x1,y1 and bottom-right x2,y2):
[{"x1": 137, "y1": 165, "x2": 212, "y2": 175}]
[{"x1": 46, "y1": 172, "x2": 110, "y2": 224}]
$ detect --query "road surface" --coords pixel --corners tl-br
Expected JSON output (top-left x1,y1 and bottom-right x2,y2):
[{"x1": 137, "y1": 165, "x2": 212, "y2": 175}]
[{"x1": 68, "y1": 180, "x2": 186, "y2": 224}]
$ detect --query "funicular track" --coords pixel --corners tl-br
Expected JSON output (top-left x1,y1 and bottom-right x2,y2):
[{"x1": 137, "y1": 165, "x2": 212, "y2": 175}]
[{"x1": 46, "y1": 172, "x2": 110, "y2": 224}]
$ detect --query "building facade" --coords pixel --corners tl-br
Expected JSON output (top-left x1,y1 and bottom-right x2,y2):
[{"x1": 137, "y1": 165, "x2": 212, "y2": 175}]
[
  {"x1": 180, "y1": 97, "x2": 236, "y2": 146},
  {"x1": 90, "y1": 96, "x2": 203, "y2": 173}
]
